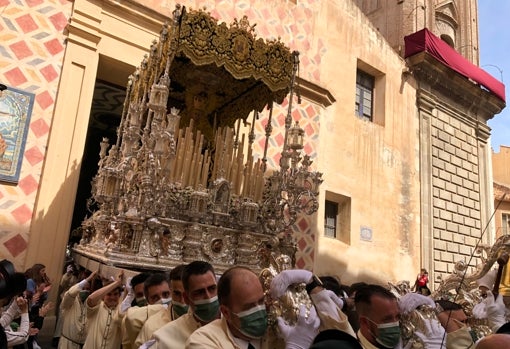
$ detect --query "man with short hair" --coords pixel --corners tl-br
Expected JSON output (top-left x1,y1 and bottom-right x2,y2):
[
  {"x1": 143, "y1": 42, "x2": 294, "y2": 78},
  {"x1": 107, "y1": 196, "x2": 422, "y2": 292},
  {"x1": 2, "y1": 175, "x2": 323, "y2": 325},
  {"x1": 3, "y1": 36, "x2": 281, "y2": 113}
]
[
  {"x1": 126, "y1": 272, "x2": 151, "y2": 309},
  {"x1": 134, "y1": 265, "x2": 187, "y2": 347},
  {"x1": 148, "y1": 261, "x2": 219, "y2": 348},
  {"x1": 355, "y1": 284, "x2": 401, "y2": 349},
  {"x1": 143, "y1": 273, "x2": 172, "y2": 305},
  {"x1": 122, "y1": 272, "x2": 172, "y2": 349}
]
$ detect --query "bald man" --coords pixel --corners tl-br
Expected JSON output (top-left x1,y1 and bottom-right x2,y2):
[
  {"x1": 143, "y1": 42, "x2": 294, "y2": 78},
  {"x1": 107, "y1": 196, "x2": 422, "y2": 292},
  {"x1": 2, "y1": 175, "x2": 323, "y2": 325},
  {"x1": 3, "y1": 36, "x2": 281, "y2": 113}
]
[
  {"x1": 476, "y1": 334, "x2": 510, "y2": 349},
  {"x1": 186, "y1": 266, "x2": 268, "y2": 349}
]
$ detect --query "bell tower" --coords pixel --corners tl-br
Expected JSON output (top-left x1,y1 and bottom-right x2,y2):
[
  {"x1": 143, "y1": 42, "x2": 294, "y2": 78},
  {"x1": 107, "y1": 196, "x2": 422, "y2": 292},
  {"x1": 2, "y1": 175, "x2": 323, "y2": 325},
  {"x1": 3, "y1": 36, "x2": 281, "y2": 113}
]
[{"x1": 353, "y1": 0, "x2": 479, "y2": 64}]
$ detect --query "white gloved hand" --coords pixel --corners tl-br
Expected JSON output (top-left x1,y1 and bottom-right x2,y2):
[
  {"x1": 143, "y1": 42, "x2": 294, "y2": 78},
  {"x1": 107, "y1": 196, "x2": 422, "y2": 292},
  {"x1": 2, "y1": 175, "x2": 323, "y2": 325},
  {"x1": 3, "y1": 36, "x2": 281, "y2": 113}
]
[
  {"x1": 413, "y1": 318, "x2": 446, "y2": 349},
  {"x1": 477, "y1": 269, "x2": 497, "y2": 290},
  {"x1": 66, "y1": 264, "x2": 74, "y2": 274},
  {"x1": 270, "y1": 269, "x2": 312, "y2": 299},
  {"x1": 398, "y1": 292, "x2": 435, "y2": 314},
  {"x1": 310, "y1": 289, "x2": 344, "y2": 322},
  {"x1": 278, "y1": 304, "x2": 320, "y2": 349},
  {"x1": 485, "y1": 291, "x2": 506, "y2": 332},
  {"x1": 125, "y1": 277, "x2": 133, "y2": 295},
  {"x1": 471, "y1": 301, "x2": 487, "y2": 319}
]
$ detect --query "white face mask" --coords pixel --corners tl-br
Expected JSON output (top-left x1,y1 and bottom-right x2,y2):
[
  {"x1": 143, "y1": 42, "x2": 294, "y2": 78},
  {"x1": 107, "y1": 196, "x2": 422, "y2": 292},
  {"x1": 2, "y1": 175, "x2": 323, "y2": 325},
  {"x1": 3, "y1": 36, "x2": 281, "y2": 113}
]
[
  {"x1": 155, "y1": 298, "x2": 172, "y2": 305},
  {"x1": 135, "y1": 297, "x2": 147, "y2": 307}
]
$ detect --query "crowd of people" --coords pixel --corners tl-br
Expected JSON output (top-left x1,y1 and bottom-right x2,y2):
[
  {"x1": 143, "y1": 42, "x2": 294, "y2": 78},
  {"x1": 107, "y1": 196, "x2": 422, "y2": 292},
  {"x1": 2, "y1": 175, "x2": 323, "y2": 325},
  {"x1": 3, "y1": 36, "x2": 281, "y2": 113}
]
[
  {"x1": 2, "y1": 259, "x2": 510, "y2": 349},
  {"x1": 0, "y1": 261, "x2": 55, "y2": 349}
]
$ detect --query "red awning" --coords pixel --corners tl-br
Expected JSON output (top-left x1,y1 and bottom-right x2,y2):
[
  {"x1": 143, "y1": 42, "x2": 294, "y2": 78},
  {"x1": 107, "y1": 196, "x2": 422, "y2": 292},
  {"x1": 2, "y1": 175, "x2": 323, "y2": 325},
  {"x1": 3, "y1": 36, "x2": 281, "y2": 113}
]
[{"x1": 404, "y1": 28, "x2": 505, "y2": 102}]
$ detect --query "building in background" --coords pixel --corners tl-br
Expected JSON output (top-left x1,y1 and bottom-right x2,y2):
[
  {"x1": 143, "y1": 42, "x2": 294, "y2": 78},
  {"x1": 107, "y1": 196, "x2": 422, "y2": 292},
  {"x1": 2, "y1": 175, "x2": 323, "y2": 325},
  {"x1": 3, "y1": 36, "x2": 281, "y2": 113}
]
[
  {"x1": 492, "y1": 146, "x2": 510, "y2": 239},
  {"x1": 0, "y1": 0, "x2": 504, "y2": 300}
]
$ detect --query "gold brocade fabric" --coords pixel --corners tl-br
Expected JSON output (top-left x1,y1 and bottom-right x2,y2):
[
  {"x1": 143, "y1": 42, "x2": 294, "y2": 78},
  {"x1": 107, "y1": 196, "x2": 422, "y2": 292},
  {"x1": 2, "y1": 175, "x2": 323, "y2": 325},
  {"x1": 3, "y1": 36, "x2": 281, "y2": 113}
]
[
  {"x1": 499, "y1": 264, "x2": 510, "y2": 296},
  {"x1": 130, "y1": 7, "x2": 293, "y2": 127}
]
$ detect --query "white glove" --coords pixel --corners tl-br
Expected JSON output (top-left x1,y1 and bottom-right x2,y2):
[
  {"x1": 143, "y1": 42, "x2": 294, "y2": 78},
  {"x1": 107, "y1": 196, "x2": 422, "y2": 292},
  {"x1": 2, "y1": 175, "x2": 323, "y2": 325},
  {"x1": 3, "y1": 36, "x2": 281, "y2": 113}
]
[
  {"x1": 471, "y1": 301, "x2": 487, "y2": 319},
  {"x1": 398, "y1": 292, "x2": 435, "y2": 314},
  {"x1": 477, "y1": 269, "x2": 497, "y2": 290},
  {"x1": 413, "y1": 317, "x2": 446, "y2": 349},
  {"x1": 66, "y1": 265, "x2": 74, "y2": 274},
  {"x1": 125, "y1": 277, "x2": 133, "y2": 295},
  {"x1": 139, "y1": 339, "x2": 155, "y2": 349},
  {"x1": 485, "y1": 291, "x2": 506, "y2": 332},
  {"x1": 310, "y1": 289, "x2": 344, "y2": 322},
  {"x1": 119, "y1": 277, "x2": 135, "y2": 314},
  {"x1": 278, "y1": 304, "x2": 320, "y2": 349},
  {"x1": 270, "y1": 269, "x2": 312, "y2": 299}
]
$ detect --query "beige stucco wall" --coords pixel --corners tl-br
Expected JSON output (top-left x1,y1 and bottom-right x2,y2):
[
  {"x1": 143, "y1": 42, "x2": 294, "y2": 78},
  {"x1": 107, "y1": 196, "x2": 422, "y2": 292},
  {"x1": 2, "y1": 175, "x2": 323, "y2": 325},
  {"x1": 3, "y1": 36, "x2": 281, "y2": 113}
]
[
  {"x1": 493, "y1": 146, "x2": 510, "y2": 185},
  {"x1": 311, "y1": 1, "x2": 421, "y2": 285},
  {"x1": 492, "y1": 146, "x2": 510, "y2": 237}
]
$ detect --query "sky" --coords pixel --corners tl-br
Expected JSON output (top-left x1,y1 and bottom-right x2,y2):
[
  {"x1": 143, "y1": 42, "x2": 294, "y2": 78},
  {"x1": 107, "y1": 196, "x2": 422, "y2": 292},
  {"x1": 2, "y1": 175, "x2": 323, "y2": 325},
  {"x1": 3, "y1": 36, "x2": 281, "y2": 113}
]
[{"x1": 479, "y1": 2, "x2": 510, "y2": 152}]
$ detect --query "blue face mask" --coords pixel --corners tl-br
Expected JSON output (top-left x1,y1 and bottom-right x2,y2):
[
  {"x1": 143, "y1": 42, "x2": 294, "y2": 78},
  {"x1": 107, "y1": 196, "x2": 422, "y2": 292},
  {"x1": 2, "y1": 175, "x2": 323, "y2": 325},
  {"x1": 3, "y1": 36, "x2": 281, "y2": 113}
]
[
  {"x1": 233, "y1": 304, "x2": 268, "y2": 339},
  {"x1": 172, "y1": 300, "x2": 189, "y2": 317},
  {"x1": 366, "y1": 318, "x2": 401, "y2": 348},
  {"x1": 193, "y1": 296, "x2": 219, "y2": 322}
]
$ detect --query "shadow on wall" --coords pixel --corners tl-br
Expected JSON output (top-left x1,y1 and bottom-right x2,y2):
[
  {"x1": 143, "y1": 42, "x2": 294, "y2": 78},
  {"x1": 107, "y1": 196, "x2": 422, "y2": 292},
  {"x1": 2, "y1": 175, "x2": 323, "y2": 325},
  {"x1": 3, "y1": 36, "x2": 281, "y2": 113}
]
[{"x1": 27, "y1": 157, "x2": 84, "y2": 315}]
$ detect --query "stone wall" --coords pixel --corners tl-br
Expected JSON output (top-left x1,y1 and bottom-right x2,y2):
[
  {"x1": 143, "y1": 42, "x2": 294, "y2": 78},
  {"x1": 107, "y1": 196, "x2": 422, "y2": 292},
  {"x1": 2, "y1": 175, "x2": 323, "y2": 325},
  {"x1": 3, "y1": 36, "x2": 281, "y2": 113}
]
[{"x1": 431, "y1": 108, "x2": 481, "y2": 274}]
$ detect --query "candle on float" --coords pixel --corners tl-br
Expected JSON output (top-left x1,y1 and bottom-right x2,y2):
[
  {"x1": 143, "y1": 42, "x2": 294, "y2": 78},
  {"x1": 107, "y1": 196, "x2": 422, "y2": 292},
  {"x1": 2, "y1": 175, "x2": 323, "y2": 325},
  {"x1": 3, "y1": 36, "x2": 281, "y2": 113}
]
[
  {"x1": 211, "y1": 127, "x2": 223, "y2": 181},
  {"x1": 243, "y1": 156, "x2": 253, "y2": 197},
  {"x1": 182, "y1": 125, "x2": 195, "y2": 186},
  {"x1": 230, "y1": 160, "x2": 238, "y2": 194},
  {"x1": 186, "y1": 130, "x2": 201, "y2": 187},
  {"x1": 191, "y1": 133, "x2": 204, "y2": 188},
  {"x1": 195, "y1": 155, "x2": 204, "y2": 189},
  {"x1": 217, "y1": 127, "x2": 229, "y2": 180},
  {"x1": 235, "y1": 134, "x2": 245, "y2": 195},
  {"x1": 202, "y1": 150, "x2": 210, "y2": 188},
  {"x1": 236, "y1": 154, "x2": 244, "y2": 195},
  {"x1": 171, "y1": 128, "x2": 185, "y2": 182},
  {"x1": 223, "y1": 127, "x2": 233, "y2": 180},
  {"x1": 175, "y1": 127, "x2": 189, "y2": 184}
]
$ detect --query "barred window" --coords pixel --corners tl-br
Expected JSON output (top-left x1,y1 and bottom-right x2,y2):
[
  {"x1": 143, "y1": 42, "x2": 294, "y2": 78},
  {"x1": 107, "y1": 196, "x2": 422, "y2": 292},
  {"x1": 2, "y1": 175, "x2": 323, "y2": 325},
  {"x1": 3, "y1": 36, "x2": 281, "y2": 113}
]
[
  {"x1": 324, "y1": 200, "x2": 338, "y2": 238},
  {"x1": 503, "y1": 213, "x2": 510, "y2": 235},
  {"x1": 355, "y1": 69, "x2": 375, "y2": 121}
]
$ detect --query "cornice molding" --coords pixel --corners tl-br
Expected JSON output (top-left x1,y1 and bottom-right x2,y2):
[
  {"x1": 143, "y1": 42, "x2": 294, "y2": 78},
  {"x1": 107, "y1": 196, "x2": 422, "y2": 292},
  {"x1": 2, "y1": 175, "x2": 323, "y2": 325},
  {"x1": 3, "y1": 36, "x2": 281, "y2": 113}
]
[
  {"x1": 296, "y1": 77, "x2": 336, "y2": 108},
  {"x1": 406, "y1": 52, "x2": 505, "y2": 121}
]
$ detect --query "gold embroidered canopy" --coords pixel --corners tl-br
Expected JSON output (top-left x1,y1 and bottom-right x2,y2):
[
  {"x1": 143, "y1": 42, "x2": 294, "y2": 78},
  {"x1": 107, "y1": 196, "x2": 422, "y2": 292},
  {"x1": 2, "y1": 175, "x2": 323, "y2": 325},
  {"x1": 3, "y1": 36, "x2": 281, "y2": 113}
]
[{"x1": 128, "y1": 5, "x2": 294, "y2": 133}]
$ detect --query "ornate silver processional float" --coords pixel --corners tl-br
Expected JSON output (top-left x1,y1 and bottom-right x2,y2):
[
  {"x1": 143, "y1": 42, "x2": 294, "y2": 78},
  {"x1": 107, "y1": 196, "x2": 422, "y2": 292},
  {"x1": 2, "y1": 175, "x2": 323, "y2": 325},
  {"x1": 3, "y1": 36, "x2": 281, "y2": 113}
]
[{"x1": 72, "y1": 5, "x2": 322, "y2": 277}]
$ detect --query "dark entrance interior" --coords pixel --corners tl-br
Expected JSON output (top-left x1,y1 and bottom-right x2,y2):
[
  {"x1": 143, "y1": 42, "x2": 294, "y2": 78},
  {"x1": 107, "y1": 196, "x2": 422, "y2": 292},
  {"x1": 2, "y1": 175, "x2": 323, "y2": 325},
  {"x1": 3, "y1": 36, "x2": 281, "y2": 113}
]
[{"x1": 69, "y1": 56, "x2": 131, "y2": 245}]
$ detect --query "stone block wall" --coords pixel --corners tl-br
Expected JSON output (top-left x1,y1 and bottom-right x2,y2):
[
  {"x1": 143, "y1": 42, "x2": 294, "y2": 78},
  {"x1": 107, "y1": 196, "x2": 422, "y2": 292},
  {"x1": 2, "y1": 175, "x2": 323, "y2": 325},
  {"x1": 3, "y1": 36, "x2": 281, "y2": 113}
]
[{"x1": 430, "y1": 110, "x2": 481, "y2": 276}]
